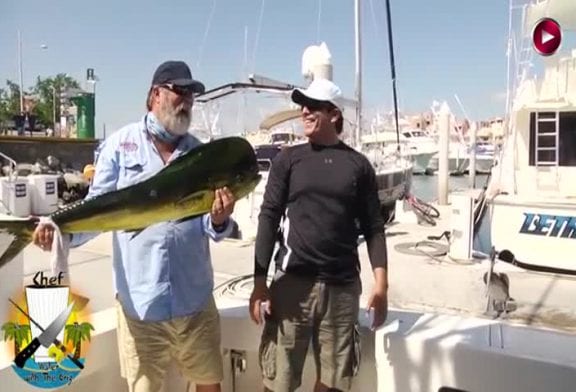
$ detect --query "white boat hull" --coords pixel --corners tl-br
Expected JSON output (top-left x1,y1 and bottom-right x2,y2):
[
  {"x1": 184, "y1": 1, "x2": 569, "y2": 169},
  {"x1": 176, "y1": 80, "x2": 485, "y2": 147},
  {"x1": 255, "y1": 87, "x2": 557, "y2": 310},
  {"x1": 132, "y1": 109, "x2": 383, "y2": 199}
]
[
  {"x1": 374, "y1": 164, "x2": 413, "y2": 207},
  {"x1": 427, "y1": 155, "x2": 470, "y2": 174},
  {"x1": 375, "y1": 310, "x2": 576, "y2": 392},
  {"x1": 411, "y1": 152, "x2": 436, "y2": 174},
  {"x1": 212, "y1": 300, "x2": 576, "y2": 392},
  {"x1": 488, "y1": 195, "x2": 576, "y2": 271},
  {"x1": 474, "y1": 155, "x2": 495, "y2": 174}
]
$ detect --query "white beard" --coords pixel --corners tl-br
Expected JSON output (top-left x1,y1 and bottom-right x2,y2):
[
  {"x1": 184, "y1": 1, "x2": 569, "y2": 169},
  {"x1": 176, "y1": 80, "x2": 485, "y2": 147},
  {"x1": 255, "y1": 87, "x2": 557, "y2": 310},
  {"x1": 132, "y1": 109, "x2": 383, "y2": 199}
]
[{"x1": 157, "y1": 98, "x2": 191, "y2": 136}]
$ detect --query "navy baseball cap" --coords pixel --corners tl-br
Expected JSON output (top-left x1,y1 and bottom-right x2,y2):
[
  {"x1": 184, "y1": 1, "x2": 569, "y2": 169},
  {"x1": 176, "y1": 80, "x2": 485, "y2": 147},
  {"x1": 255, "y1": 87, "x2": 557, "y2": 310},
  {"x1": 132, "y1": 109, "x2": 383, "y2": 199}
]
[{"x1": 151, "y1": 61, "x2": 205, "y2": 94}]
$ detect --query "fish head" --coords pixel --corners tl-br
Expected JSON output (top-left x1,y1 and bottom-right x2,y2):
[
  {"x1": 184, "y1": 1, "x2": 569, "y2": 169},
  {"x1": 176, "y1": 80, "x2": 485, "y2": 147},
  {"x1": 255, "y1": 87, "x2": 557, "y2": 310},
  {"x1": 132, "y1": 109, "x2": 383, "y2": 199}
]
[
  {"x1": 210, "y1": 138, "x2": 262, "y2": 200},
  {"x1": 208, "y1": 165, "x2": 261, "y2": 202},
  {"x1": 174, "y1": 136, "x2": 262, "y2": 204},
  {"x1": 228, "y1": 171, "x2": 262, "y2": 200}
]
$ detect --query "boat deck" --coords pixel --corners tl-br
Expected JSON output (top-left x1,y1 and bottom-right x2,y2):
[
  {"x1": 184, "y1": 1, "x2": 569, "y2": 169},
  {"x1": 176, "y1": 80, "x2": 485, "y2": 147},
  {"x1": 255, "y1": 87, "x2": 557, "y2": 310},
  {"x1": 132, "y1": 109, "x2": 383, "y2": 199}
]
[
  {"x1": 15, "y1": 192, "x2": 576, "y2": 333},
  {"x1": 1, "y1": 194, "x2": 576, "y2": 391}
]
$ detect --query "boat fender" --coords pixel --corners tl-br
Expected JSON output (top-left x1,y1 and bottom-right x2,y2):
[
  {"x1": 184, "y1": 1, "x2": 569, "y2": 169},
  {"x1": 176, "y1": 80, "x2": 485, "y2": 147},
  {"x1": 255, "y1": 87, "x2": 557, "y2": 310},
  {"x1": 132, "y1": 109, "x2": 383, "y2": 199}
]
[{"x1": 498, "y1": 249, "x2": 576, "y2": 277}]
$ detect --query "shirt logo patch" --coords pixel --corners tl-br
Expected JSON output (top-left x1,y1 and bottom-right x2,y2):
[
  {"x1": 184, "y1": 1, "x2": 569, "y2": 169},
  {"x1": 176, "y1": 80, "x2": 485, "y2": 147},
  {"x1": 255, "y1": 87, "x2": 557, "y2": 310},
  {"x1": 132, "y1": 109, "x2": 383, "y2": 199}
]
[{"x1": 120, "y1": 142, "x2": 138, "y2": 152}]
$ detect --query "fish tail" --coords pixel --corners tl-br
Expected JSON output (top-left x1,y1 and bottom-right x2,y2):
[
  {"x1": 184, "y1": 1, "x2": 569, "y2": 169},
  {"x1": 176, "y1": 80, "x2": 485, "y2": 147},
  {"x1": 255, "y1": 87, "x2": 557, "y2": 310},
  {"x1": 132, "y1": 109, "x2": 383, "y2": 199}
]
[{"x1": 0, "y1": 218, "x2": 37, "y2": 269}]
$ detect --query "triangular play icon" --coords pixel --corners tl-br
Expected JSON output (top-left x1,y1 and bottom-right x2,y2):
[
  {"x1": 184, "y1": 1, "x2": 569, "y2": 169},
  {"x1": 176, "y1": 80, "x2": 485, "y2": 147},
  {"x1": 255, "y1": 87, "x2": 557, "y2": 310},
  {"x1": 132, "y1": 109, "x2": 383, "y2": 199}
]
[{"x1": 542, "y1": 30, "x2": 555, "y2": 44}]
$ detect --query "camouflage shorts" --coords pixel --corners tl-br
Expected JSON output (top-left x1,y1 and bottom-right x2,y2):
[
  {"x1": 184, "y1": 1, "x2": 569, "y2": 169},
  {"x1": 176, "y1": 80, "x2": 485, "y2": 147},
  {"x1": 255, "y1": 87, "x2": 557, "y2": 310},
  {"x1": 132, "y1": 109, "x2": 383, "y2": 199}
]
[{"x1": 258, "y1": 272, "x2": 362, "y2": 392}]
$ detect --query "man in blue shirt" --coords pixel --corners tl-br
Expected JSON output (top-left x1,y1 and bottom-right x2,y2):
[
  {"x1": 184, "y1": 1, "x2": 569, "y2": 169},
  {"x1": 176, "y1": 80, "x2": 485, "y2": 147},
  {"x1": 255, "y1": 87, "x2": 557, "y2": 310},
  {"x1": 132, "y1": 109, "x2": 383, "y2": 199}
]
[{"x1": 33, "y1": 60, "x2": 236, "y2": 392}]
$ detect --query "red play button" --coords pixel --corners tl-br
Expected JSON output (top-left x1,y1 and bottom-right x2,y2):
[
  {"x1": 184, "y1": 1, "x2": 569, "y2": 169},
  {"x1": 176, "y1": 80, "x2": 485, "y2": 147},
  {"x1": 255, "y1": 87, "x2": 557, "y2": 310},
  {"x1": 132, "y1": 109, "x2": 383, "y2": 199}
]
[{"x1": 532, "y1": 18, "x2": 562, "y2": 56}]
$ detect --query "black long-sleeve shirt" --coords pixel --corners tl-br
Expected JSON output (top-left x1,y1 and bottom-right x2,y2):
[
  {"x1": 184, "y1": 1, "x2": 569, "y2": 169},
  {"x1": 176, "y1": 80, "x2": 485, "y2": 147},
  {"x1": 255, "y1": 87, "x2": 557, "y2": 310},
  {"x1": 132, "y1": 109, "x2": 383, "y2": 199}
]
[{"x1": 254, "y1": 141, "x2": 388, "y2": 284}]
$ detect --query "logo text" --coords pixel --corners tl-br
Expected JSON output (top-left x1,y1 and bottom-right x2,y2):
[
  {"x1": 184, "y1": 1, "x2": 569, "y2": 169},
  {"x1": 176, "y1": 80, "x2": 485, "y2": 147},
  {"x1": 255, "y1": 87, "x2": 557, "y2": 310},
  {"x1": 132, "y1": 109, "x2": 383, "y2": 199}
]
[{"x1": 519, "y1": 213, "x2": 576, "y2": 238}]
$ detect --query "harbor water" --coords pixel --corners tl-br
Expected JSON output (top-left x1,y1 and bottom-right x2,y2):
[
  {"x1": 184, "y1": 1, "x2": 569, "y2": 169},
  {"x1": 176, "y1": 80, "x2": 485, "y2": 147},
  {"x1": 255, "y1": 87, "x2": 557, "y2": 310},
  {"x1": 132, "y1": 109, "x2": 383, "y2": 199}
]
[{"x1": 410, "y1": 174, "x2": 490, "y2": 202}]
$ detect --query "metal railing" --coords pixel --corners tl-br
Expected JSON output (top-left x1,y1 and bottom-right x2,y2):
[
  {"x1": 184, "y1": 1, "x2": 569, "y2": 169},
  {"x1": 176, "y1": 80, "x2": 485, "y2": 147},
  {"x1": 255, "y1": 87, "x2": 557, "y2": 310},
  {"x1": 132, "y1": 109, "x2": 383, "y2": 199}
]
[{"x1": 0, "y1": 151, "x2": 18, "y2": 214}]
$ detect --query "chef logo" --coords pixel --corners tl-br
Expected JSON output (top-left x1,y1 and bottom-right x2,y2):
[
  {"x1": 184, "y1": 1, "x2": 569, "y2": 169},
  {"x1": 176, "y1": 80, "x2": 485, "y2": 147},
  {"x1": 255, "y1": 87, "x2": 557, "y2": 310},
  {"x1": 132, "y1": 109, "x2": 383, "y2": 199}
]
[{"x1": 1, "y1": 272, "x2": 93, "y2": 388}]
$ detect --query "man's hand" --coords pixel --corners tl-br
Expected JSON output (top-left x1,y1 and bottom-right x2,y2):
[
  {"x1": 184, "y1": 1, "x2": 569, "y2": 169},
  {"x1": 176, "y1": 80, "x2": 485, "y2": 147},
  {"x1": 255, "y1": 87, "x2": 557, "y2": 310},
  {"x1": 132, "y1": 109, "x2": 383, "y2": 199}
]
[
  {"x1": 249, "y1": 279, "x2": 271, "y2": 325},
  {"x1": 366, "y1": 287, "x2": 388, "y2": 330},
  {"x1": 32, "y1": 222, "x2": 55, "y2": 251},
  {"x1": 210, "y1": 187, "x2": 235, "y2": 226}
]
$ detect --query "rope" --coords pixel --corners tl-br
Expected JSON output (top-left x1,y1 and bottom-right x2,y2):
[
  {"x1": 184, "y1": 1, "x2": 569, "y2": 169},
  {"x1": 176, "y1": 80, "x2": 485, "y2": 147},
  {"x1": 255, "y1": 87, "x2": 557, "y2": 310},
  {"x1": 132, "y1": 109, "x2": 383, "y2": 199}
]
[
  {"x1": 251, "y1": 0, "x2": 266, "y2": 72},
  {"x1": 393, "y1": 241, "x2": 447, "y2": 258},
  {"x1": 213, "y1": 273, "x2": 269, "y2": 300},
  {"x1": 316, "y1": 0, "x2": 322, "y2": 43},
  {"x1": 195, "y1": 0, "x2": 217, "y2": 71},
  {"x1": 369, "y1": 0, "x2": 380, "y2": 45}
]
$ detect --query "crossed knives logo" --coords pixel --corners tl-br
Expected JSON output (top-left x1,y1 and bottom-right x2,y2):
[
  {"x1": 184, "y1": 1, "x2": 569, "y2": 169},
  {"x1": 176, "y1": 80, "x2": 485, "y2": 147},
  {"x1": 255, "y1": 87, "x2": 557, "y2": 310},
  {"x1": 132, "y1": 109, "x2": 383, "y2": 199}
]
[
  {"x1": 2, "y1": 290, "x2": 93, "y2": 388},
  {"x1": 9, "y1": 299, "x2": 84, "y2": 370}
]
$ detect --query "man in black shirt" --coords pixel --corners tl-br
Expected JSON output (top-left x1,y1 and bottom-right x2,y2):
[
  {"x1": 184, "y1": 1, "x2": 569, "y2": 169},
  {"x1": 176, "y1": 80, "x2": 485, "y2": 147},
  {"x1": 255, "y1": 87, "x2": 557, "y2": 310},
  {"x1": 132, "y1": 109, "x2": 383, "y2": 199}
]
[{"x1": 249, "y1": 78, "x2": 389, "y2": 392}]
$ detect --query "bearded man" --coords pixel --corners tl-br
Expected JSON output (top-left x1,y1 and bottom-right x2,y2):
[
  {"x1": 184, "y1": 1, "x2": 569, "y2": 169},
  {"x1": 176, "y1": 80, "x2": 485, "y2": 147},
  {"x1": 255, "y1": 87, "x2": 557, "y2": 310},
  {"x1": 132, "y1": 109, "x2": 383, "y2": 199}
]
[{"x1": 33, "y1": 61, "x2": 236, "y2": 392}]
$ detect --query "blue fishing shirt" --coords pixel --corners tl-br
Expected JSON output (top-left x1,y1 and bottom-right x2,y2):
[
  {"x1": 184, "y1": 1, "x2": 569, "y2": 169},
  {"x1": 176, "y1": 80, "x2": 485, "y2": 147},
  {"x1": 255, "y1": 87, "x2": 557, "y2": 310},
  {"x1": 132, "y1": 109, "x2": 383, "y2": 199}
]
[{"x1": 70, "y1": 115, "x2": 234, "y2": 321}]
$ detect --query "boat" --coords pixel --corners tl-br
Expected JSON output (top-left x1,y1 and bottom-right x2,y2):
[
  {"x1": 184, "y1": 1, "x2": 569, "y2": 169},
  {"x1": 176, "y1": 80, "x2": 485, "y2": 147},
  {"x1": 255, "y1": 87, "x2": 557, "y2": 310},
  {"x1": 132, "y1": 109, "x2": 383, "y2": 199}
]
[
  {"x1": 361, "y1": 127, "x2": 438, "y2": 175},
  {"x1": 425, "y1": 104, "x2": 474, "y2": 175},
  {"x1": 3, "y1": 2, "x2": 576, "y2": 392},
  {"x1": 474, "y1": 140, "x2": 498, "y2": 174},
  {"x1": 485, "y1": 0, "x2": 576, "y2": 274},
  {"x1": 400, "y1": 128, "x2": 439, "y2": 173}
]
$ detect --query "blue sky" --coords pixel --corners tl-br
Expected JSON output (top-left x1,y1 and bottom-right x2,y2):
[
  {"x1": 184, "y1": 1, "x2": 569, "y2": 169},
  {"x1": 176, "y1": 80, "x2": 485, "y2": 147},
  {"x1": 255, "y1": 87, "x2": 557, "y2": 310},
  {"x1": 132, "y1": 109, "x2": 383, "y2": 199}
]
[{"x1": 0, "y1": 0, "x2": 519, "y2": 137}]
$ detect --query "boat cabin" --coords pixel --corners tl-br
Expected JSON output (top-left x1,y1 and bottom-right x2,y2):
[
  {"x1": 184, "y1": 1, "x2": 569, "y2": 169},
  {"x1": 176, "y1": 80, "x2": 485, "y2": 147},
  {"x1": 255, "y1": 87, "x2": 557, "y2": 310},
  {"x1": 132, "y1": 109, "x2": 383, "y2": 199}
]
[{"x1": 504, "y1": 49, "x2": 576, "y2": 198}]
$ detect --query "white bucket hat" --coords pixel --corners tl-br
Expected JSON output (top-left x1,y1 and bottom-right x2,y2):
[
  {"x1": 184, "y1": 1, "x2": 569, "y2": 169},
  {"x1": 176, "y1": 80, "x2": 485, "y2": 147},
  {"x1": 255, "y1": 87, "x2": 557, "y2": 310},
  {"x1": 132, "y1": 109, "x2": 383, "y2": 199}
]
[{"x1": 291, "y1": 78, "x2": 345, "y2": 112}]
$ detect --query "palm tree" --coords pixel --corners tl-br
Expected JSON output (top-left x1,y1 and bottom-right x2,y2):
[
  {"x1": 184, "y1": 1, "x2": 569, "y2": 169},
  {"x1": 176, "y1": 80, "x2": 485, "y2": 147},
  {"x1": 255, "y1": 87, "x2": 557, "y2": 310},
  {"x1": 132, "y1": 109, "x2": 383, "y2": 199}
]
[
  {"x1": 1, "y1": 322, "x2": 31, "y2": 354},
  {"x1": 65, "y1": 322, "x2": 94, "y2": 359}
]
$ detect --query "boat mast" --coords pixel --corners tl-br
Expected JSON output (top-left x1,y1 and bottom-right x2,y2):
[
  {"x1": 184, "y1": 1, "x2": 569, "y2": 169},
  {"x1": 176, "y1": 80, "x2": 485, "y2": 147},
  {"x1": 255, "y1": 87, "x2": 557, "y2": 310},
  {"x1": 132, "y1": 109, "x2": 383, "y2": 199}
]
[
  {"x1": 354, "y1": 0, "x2": 362, "y2": 148},
  {"x1": 384, "y1": 0, "x2": 401, "y2": 150},
  {"x1": 17, "y1": 30, "x2": 24, "y2": 113}
]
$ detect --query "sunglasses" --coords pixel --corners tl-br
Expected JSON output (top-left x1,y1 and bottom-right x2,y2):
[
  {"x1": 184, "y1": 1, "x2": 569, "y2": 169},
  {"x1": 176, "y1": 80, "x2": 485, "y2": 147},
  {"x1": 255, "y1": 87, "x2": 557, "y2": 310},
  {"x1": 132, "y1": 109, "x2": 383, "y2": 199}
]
[
  {"x1": 300, "y1": 100, "x2": 337, "y2": 112},
  {"x1": 159, "y1": 84, "x2": 196, "y2": 97}
]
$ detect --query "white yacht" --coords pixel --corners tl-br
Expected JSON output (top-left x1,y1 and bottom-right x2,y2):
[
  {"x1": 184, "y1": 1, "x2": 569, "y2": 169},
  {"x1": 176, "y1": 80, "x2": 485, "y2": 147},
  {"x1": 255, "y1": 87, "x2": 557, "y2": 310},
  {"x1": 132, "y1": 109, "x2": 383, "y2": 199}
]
[
  {"x1": 426, "y1": 137, "x2": 470, "y2": 174},
  {"x1": 361, "y1": 127, "x2": 438, "y2": 175},
  {"x1": 474, "y1": 140, "x2": 498, "y2": 174},
  {"x1": 486, "y1": 0, "x2": 576, "y2": 275},
  {"x1": 401, "y1": 128, "x2": 439, "y2": 171}
]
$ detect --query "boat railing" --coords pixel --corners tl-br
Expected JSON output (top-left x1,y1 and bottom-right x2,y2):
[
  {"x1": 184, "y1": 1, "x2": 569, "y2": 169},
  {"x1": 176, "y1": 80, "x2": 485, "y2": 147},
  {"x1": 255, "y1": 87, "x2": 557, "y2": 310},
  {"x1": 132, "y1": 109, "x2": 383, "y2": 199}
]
[
  {"x1": 0, "y1": 151, "x2": 18, "y2": 214},
  {"x1": 0, "y1": 151, "x2": 18, "y2": 183}
]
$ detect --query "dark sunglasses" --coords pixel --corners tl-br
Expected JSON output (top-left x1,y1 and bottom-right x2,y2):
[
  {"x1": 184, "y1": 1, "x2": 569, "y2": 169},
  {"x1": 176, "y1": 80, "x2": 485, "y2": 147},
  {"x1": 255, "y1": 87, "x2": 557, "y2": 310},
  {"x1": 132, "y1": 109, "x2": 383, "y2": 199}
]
[
  {"x1": 159, "y1": 84, "x2": 196, "y2": 97},
  {"x1": 300, "y1": 100, "x2": 336, "y2": 112}
]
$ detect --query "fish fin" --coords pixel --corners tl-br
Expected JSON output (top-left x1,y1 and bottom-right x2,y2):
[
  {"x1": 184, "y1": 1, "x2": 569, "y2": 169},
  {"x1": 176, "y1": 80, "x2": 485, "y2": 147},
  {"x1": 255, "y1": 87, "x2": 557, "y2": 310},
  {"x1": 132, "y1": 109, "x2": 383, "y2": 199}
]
[
  {"x1": 118, "y1": 226, "x2": 148, "y2": 240},
  {"x1": 0, "y1": 217, "x2": 36, "y2": 269},
  {"x1": 128, "y1": 229, "x2": 145, "y2": 241},
  {"x1": 175, "y1": 191, "x2": 211, "y2": 207},
  {"x1": 173, "y1": 212, "x2": 205, "y2": 225}
]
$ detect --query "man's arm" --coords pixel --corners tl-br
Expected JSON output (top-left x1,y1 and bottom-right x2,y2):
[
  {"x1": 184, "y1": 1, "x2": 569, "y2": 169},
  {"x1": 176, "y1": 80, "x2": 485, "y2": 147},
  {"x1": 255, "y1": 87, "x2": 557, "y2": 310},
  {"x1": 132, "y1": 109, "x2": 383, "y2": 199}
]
[
  {"x1": 254, "y1": 151, "x2": 290, "y2": 283},
  {"x1": 357, "y1": 160, "x2": 388, "y2": 287},
  {"x1": 358, "y1": 159, "x2": 389, "y2": 329},
  {"x1": 69, "y1": 142, "x2": 119, "y2": 248}
]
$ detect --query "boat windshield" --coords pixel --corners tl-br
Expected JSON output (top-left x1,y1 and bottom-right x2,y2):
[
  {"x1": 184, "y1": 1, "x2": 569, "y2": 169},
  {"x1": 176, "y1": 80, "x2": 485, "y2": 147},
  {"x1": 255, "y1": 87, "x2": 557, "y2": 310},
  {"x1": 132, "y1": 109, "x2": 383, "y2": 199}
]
[
  {"x1": 270, "y1": 132, "x2": 294, "y2": 144},
  {"x1": 254, "y1": 144, "x2": 283, "y2": 171}
]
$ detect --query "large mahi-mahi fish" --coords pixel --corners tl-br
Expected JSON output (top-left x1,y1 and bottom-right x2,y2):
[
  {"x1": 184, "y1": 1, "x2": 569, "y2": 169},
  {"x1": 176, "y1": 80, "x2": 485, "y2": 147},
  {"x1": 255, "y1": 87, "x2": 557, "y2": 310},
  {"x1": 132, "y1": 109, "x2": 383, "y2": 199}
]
[{"x1": 0, "y1": 136, "x2": 262, "y2": 269}]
